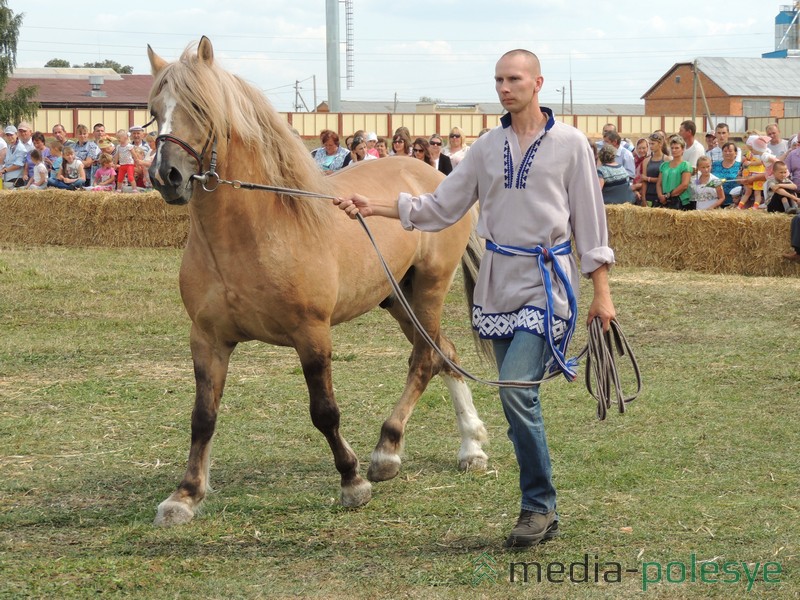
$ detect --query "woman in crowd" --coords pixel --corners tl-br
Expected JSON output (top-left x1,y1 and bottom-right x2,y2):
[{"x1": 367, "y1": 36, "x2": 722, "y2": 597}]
[
  {"x1": 24, "y1": 131, "x2": 52, "y2": 185},
  {"x1": 631, "y1": 137, "x2": 649, "y2": 205},
  {"x1": 641, "y1": 132, "x2": 669, "y2": 207},
  {"x1": 342, "y1": 136, "x2": 371, "y2": 168},
  {"x1": 597, "y1": 144, "x2": 635, "y2": 204},
  {"x1": 427, "y1": 134, "x2": 452, "y2": 175},
  {"x1": 444, "y1": 126, "x2": 468, "y2": 168},
  {"x1": 657, "y1": 135, "x2": 693, "y2": 210},
  {"x1": 411, "y1": 138, "x2": 434, "y2": 168},
  {"x1": 711, "y1": 141, "x2": 743, "y2": 208},
  {"x1": 312, "y1": 129, "x2": 349, "y2": 173},
  {"x1": 390, "y1": 131, "x2": 412, "y2": 157}
]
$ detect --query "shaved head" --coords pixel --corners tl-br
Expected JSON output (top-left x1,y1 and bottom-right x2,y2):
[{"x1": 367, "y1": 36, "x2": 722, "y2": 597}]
[{"x1": 498, "y1": 49, "x2": 541, "y2": 76}]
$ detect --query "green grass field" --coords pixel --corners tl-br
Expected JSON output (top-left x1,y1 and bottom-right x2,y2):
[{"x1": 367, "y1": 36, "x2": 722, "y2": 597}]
[{"x1": 0, "y1": 246, "x2": 798, "y2": 599}]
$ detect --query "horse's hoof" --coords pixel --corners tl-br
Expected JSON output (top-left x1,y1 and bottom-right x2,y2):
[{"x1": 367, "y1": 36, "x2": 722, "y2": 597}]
[
  {"x1": 153, "y1": 499, "x2": 195, "y2": 527},
  {"x1": 459, "y1": 450, "x2": 489, "y2": 472},
  {"x1": 341, "y1": 478, "x2": 372, "y2": 507},
  {"x1": 367, "y1": 450, "x2": 401, "y2": 482}
]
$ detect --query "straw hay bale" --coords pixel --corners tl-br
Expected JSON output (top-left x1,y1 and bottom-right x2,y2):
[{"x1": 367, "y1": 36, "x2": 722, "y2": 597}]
[
  {"x1": 0, "y1": 189, "x2": 188, "y2": 248},
  {"x1": 605, "y1": 204, "x2": 797, "y2": 277},
  {"x1": 0, "y1": 190, "x2": 797, "y2": 276}
]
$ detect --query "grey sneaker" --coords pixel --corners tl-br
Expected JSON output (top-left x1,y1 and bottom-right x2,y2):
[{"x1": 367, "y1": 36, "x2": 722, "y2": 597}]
[
  {"x1": 504, "y1": 510, "x2": 558, "y2": 548},
  {"x1": 787, "y1": 206, "x2": 799, "y2": 215}
]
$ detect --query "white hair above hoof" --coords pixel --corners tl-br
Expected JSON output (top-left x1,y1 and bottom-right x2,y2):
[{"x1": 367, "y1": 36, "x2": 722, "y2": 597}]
[
  {"x1": 459, "y1": 450, "x2": 489, "y2": 472},
  {"x1": 341, "y1": 478, "x2": 372, "y2": 508},
  {"x1": 153, "y1": 499, "x2": 195, "y2": 527},
  {"x1": 367, "y1": 450, "x2": 402, "y2": 482}
]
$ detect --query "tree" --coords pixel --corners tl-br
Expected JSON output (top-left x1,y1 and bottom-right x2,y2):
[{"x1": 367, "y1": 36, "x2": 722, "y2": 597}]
[
  {"x1": 77, "y1": 60, "x2": 133, "y2": 74},
  {"x1": 0, "y1": 1, "x2": 38, "y2": 124},
  {"x1": 44, "y1": 58, "x2": 71, "y2": 68}
]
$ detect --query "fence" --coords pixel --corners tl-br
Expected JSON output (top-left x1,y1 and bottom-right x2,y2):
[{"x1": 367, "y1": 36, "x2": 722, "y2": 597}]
[{"x1": 24, "y1": 108, "x2": 800, "y2": 143}]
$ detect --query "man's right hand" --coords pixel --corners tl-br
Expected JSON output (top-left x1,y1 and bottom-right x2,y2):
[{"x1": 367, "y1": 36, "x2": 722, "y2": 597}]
[{"x1": 334, "y1": 193, "x2": 373, "y2": 219}]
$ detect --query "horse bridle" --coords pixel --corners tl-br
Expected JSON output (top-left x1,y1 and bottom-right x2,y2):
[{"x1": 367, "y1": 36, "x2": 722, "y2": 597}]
[{"x1": 141, "y1": 115, "x2": 220, "y2": 191}]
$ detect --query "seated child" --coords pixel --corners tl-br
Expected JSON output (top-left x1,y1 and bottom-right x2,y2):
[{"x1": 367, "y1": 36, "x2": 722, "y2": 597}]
[
  {"x1": 90, "y1": 153, "x2": 117, "y2": 191},
  {"x1": 132, "y1": 147, "x2": 152, "y2": 189},
  {"x1": 690, "y1": 156, "x2": 725, "y2": 210},
  {"x1": 50, "y1": 146, "x2": 86, "y2": 190},
  {"x1": 46, "y1": 141, "x2": 63, "y2": 187},
  {"x1": 765, "y1": 161, "x2": 800, "y2": 214},
  {"x1": 24, "y1": 149, "x2": 48, "y2": 190}
]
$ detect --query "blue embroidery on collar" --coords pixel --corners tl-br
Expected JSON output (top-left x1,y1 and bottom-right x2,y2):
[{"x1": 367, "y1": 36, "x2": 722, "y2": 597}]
[{"x1": 502, "y1": 107, "x2": 556, "y2": 189}]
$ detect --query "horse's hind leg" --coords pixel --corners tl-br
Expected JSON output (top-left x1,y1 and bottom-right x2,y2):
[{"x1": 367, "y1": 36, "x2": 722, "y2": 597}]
[
  {"x1": 154, "y1": 327, "x2": 235, "y2": 526},
  {"x1": 441, "y1": 372, "x2": 489, "y2": 472},
  {"x1": 296, "y1": 327, "x2": 371, "y2": 508},
  {"x1": 370, "y1": 282, "x2": 488, "y2": 481}
]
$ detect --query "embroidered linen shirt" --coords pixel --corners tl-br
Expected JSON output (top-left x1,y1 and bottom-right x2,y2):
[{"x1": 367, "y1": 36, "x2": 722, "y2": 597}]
[{"x1": 397, "y1": 108, "x2": 614, "y2": 340}]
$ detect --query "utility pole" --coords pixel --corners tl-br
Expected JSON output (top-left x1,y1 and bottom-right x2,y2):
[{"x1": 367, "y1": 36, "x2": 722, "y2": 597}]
[
  {"x1": 555, "y1": 87, "x2": 565, "y2": 116},
  {"x1": 692, "y1": 59, "x2": 697, "y2": 123},
  {"x1": 325, "y1": 0, "x2": 341, "y2": 112}
]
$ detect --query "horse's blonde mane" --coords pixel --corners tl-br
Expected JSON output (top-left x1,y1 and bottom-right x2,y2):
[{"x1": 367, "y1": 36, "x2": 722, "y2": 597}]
[{"x1": 151, "y1": 42, "x2": 330, "y2": 227}]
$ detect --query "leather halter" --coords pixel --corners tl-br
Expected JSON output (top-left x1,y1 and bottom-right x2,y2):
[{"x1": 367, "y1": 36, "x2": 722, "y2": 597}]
[
  {"x1": 141, "y1": 113, "x2": 217, "y2": 178},
  {"x1": 155, "y1": 132, "x2": 216, "y2": 177}
]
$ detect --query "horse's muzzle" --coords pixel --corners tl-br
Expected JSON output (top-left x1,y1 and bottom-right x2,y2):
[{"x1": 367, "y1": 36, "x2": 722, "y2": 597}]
[{"x1": 150, "y1": 161, "x2": 193, "y2": 205}]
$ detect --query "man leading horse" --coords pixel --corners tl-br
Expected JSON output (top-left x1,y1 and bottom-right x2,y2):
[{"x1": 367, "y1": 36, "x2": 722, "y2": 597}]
[{"x1": 336, "y1": 49, "x2": 616, "y2": 548}]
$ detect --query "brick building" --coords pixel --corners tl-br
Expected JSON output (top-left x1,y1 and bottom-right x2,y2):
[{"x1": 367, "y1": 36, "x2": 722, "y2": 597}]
[{"x1": 642, "y1": 57, "x2": 800, "y2": 119}]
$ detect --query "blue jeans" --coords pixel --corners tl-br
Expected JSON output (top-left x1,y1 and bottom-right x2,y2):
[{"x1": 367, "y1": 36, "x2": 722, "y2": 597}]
[
  {"x1": 493, "y1": 330, "x2": 557, "y2": 515},
  {"x1": 50, "y1": 179, "x2": 86, "y2": 190}
]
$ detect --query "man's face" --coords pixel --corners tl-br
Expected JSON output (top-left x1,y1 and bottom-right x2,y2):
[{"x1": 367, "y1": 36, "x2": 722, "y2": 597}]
[
  {"x1": 495, "y1": 53, "x2": 541, "y2": 114},
  {"x1": 767, "y1": 126, "x2": 781, "y2": 144},
  {"x1": 17, "y1": 127, "x2": 31, "y2": 142},
  {"x1": 706, "y1": 135, "x2": 717, "y2": 149},
  {"x1": 678, "y1": 126, "x2": 691, "y2": 142},
  {"x1": 53, "y1": 126, "x2": 67, "y2": 143},
  {"x1": 93, "y1": 125, "x2": 105, "y2": 141},
  {"x1": 715, "y1": 127, "x2": 729, "y2": 144},
  {"x1": 131, "y1": 130, "x2": 143, "y2": 144}
]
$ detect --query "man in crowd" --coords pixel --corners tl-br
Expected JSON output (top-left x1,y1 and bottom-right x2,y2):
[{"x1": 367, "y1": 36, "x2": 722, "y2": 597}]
[
  {"x1": 708, "y1": 123, "x2": 741, "y2": 162},
  {"x1": 604, "y1": 130, "x2": 635, "y2": 178},
  {"x1": 679, "y1": 120, "x2": 705, "y2": 169}
]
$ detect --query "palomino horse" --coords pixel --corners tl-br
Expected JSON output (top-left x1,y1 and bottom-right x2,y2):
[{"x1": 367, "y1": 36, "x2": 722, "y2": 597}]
[{"x1": 147, "y1": 37, "x2": 489, "y2": 526}]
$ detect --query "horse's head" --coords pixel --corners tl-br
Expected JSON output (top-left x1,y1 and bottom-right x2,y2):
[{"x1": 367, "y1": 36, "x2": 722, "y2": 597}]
[{"x1": 147, "y1": 37, "x2": 218, "y2": 205}]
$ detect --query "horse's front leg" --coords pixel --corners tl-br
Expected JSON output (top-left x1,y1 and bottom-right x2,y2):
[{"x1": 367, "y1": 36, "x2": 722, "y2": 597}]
[
  {"x1": 154, "y1": 326, "x2": 236, "y2": 526},
  {"x1": 296, "y1": 329, "x2": 371, "y2": 508}
]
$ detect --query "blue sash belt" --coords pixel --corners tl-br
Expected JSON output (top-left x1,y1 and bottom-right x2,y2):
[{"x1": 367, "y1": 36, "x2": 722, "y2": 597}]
[{"x1": 486, "y1": 239, "x2": 579, "y2": 381}]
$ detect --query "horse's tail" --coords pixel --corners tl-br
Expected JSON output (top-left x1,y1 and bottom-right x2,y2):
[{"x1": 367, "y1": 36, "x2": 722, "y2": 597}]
[{"x1": 461, "y1": 209, "x2": 494, "y2": 363}]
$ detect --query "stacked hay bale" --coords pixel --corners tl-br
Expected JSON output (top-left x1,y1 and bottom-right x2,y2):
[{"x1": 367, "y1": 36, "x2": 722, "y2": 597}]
[
  {"x1": 605, "y1": 204, "x2": 796, "y2": 277},
  {"x1": 0, "y1": 190, "x2": 188, "y2": 248},
  {"x1": 0, "y1": 191, "x2": 796, "y2": 276}
]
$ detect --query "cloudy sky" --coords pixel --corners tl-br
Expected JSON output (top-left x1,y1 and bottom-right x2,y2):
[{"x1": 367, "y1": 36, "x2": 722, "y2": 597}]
[{"x1": 13, "y1": 1, "x2": 780, "y2": 112}]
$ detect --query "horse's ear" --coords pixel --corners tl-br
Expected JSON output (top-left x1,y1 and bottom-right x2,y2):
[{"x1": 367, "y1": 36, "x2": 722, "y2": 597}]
[
  {"x1": 197, "y1": 36, "x2": 214, "y2": 65},
  {"x1": 147, "y1": 45, "x2": 168, "y2": 75}
]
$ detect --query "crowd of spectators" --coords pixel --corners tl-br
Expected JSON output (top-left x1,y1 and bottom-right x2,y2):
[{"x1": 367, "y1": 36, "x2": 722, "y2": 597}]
[
  {"x1": 309, "y1": 126, "x2": 470, "y2": 177},
  {"x1": 593, "y1": 120, "x2": 800, "y2": 215},
  {"x1": 1, "y1": 121, "x2": 155, "y2": 192}
]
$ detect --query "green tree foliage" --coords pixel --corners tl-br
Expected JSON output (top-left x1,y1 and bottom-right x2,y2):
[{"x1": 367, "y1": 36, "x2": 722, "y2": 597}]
[
  {"x1": 77, "y1": 60, "x2": 133, "y2": 74},
  {"x1": 0, "y1": 2, "x2": 38, "y2": 124},
  {"x1": 44, "y1": 58, "x2": 71, "y2": 68}
]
